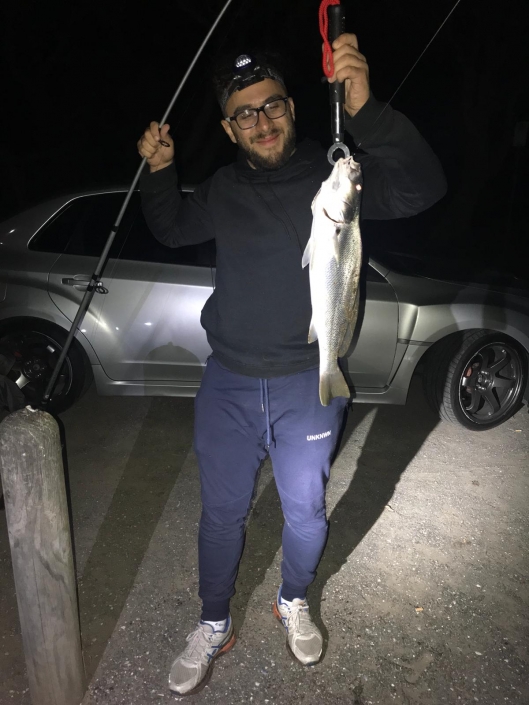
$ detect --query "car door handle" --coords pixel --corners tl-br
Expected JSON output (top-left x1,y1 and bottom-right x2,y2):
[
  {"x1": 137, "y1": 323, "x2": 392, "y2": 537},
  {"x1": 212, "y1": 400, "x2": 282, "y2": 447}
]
[{"x1": 62, "y1": 276, "x2": 91, "y2": 291}]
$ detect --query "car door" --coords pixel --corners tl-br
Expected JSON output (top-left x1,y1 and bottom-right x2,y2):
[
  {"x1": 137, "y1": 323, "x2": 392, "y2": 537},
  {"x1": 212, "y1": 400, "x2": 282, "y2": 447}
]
[
  {"x1": 343, "y1": 263, "x2": 399, "y2": 389},
  {"x1": 88, "y1": 208, "x2": 215, "y2": 381},
  {"x1": 44, "y1": 192, "x2": 131, "y2": 345},
  {"x1": 47, "y1": 192, "x2": 214, "y2": 382}
]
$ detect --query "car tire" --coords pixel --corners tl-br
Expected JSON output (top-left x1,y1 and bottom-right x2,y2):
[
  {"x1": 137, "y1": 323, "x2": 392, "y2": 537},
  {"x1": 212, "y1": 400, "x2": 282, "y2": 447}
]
[
  {"x1": 0, "y1": 320, "x2": 91, "y2": 414},
  {"x1": 423, "y1": 329, "x2": 528, "y2": 431}
]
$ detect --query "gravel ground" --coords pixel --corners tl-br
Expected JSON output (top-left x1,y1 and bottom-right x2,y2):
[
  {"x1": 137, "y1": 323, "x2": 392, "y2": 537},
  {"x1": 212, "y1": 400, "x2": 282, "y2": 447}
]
[{"x1": 1, "y1": 378, "x2": 528, "y2": 705}]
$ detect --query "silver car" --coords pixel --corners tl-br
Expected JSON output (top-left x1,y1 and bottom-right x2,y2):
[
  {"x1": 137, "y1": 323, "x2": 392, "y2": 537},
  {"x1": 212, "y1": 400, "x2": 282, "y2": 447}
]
[{"x1": 1, "y1": 187, "x2": 528, "y2": 430}]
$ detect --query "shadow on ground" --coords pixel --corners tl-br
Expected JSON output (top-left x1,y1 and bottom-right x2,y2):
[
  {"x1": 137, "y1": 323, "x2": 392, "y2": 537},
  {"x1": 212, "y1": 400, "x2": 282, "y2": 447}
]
[
  {"x1": 76, "y1": 397, "x2": 195, "y2": 681},
  {"x1": 231, "y1": 378, "x2": 440, "y2": 641}
]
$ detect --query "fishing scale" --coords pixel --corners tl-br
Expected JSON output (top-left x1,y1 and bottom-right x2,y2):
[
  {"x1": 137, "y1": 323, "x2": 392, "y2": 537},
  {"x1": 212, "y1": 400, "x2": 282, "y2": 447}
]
[{"x1": 320, "y1": 0, "x2": 350, "y2": 164}]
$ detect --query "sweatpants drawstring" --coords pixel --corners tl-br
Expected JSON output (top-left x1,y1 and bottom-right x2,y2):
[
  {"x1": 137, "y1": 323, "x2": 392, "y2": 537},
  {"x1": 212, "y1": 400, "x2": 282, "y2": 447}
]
[{"x1": 259, "y1": 378, "x2": 272, "y2": 450}]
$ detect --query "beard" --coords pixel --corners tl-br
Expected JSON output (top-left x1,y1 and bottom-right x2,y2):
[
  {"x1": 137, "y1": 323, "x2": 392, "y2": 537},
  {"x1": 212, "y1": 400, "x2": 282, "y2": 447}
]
[{"x1": 238, "y1": 120, "x2": 297, "y2": 171}]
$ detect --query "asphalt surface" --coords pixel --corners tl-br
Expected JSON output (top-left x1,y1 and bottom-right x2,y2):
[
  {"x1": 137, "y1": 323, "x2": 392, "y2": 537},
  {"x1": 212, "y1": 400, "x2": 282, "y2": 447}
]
[{"x1": 1, "y1": 379, "x2": 528, "y2": 705}]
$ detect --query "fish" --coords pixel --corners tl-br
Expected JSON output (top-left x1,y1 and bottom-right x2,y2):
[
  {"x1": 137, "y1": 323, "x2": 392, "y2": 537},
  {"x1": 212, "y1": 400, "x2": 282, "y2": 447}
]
[{"x1": 302, "y1": 156, "x2": 363, "y2": 406}]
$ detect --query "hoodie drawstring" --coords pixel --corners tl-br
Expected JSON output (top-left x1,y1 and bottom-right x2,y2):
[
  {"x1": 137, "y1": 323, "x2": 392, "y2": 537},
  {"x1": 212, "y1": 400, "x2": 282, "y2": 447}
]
[{"x1": 259, "y1": 378, "x2": 272, "y2": 450}]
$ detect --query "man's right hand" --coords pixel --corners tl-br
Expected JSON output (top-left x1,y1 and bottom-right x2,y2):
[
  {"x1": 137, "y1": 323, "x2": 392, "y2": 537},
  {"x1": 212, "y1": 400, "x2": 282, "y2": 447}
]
[{"x1": 137, "y1": 121, "x2": 174, "y2": 172}]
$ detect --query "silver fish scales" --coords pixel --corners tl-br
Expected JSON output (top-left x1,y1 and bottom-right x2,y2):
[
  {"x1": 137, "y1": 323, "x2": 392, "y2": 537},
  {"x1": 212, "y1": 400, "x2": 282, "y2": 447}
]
[{"x1": 302, "y1": 156, "x2": 363, "y2": 406}]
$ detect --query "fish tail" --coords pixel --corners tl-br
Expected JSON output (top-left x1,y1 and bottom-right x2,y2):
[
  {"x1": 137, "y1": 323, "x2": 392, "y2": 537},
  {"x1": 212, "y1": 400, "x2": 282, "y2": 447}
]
[{"x1": 319, "y1": 366, "x2": 350, "y2": 406}]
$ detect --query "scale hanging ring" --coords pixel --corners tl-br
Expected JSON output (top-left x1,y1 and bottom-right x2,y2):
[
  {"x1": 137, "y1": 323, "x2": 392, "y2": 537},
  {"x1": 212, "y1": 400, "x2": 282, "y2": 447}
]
[{"x1": 327, "y1": 142, "x2": 350, "y2": 165}]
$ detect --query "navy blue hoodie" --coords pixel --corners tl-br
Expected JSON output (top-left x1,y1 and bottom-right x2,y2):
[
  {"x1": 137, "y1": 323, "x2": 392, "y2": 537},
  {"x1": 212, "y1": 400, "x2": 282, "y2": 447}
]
[{"x1": 139, "y1": 95, "x2": 446, "y2": 378}]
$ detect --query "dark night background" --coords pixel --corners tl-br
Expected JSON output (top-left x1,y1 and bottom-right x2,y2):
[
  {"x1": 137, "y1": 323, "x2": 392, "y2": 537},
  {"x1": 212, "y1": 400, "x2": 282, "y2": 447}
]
[{"x1": 1, "y1": 0, "x2": 528, "y2": 276}]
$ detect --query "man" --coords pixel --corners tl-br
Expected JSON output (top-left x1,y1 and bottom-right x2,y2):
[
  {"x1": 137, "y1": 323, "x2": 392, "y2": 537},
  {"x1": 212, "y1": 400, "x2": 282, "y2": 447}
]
[{"x1": 137, "y1": 34, "x2": 446, "y2": 696}]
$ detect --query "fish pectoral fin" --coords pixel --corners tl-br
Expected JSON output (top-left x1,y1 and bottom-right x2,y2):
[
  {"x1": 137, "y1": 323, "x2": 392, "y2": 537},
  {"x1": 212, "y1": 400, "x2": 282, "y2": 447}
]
[
  {"x1": 308, "y1": 319, "x2": 318, "y2": 343},
  {"x1": 332, "y1": 232, "x2": 340, "y2": 262},
  {"x1": 301, "y1": 237, "x2": 313, "y2": 268},
  {"x1": 319, "y1": 367, "x2": 350, "y2": 406}
]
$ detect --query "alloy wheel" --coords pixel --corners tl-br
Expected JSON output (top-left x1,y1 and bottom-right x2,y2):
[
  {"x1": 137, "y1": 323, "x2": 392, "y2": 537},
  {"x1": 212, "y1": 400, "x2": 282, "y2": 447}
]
[
  {"x1": 1, "y1": 330, "x2": 73, "y2": 407},
  {"x1": 459, "y1": 341, "x2": 524, "y2": 425}
]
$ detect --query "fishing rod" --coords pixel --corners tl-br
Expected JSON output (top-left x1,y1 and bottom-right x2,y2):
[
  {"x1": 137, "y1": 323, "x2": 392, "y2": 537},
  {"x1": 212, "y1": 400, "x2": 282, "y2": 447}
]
[
  {"x1": 40, "y1": 0, "x2": 235, "y2": 409},
  {"x1": 356, "y1": 0, "x2": 463, "y2": 147}
]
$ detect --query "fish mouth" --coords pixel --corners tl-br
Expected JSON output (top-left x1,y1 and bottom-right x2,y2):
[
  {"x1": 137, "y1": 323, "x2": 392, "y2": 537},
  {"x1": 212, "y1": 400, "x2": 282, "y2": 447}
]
[
  {"x1": 337, "y1": 156, "x2": 362, "y2": 185},
  {"x1": 342, "y1": 155, "x2": 361, "y2": 171}
]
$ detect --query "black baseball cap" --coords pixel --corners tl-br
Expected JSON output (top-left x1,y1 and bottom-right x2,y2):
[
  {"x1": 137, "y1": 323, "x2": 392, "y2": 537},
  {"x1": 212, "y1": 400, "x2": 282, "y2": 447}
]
[{"x1": 213, "y1": 50, "x2": 286, "y2": 114}]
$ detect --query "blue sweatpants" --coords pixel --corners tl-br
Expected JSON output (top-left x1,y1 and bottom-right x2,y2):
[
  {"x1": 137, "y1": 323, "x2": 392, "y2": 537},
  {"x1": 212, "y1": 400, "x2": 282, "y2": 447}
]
[{"x1": 193, "y1": 356, "x2": 348, "y2": 621}]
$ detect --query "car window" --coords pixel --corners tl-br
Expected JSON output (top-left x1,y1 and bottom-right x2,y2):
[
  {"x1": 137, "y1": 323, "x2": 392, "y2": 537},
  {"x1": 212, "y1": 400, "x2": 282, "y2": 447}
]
[
  {"x1": 29, "y1": 193, "x2": 136, "y2": 257},
  {"x1": 119, "y1": 208, "x2": 215, "y2": 267}
]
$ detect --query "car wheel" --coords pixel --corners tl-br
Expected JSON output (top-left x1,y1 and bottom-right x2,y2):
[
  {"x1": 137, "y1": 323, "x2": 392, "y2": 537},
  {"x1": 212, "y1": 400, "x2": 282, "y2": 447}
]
[
  {"x1": 423, "y1": 330, "x2": 528, "y2": 431},
  {"x1": 0, "y1": 320, "x2": 91, "y2": 414}
]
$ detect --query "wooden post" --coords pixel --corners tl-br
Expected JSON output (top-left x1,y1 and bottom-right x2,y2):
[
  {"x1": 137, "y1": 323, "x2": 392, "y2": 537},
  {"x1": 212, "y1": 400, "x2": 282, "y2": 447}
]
[{"x1": 0, "y1": 407, "x2": 85, "y2": 705}]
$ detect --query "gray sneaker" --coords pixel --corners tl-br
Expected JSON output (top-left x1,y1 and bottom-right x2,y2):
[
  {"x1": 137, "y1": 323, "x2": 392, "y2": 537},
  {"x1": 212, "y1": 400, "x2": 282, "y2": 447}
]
[
  {"x1": 273, "y1": 589, "x2": 323, "y2": 665},
  {"x1": 168, "y1": 617, "x2": 236, "y2": 695}
]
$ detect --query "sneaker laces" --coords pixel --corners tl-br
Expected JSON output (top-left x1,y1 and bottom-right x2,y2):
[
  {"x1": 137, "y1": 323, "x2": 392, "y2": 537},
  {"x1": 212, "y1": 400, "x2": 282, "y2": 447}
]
[
  {"x1": 180, "y1": 623, "x2": 217, "y2": 666},
  {"x1": 285, "y1": 600, "x2": 314, "y2": 637}
]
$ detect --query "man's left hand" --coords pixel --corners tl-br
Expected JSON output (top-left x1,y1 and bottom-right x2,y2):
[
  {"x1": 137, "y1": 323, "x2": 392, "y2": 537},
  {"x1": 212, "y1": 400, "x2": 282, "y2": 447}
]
[{"x1": 328, "y1": 33, "x2": 370, "y2": 117}]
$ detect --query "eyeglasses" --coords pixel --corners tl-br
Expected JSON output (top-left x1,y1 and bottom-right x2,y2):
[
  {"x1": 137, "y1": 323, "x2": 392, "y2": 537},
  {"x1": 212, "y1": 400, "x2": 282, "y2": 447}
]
[{"x1": 226, "y1": 97, "x2": 290, "y2": 130}]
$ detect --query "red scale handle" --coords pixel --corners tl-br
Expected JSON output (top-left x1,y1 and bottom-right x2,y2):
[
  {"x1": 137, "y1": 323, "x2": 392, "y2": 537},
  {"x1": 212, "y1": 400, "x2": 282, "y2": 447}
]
[{"x1": 319, "y1": 0, "x2": 342, "y2": 78}]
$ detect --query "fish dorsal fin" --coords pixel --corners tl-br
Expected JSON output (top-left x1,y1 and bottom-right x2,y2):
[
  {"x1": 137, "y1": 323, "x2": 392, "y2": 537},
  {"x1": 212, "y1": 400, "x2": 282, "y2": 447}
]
[
  {"x1": 311, "y1": 188, "x2": 321, "y2": 215},
  {"x1": 308, "y1": 318, "x2": 318, "y2": 343},
  {"x1": 301, "y1": 236, "x2": 313, "y2": 268}
]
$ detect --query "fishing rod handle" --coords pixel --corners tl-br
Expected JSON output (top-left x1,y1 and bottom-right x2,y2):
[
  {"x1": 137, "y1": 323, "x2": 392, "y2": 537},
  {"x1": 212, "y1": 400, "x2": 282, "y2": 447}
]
[{"x1": 328, "y1": 4, "x2": 345, "y2": 106}]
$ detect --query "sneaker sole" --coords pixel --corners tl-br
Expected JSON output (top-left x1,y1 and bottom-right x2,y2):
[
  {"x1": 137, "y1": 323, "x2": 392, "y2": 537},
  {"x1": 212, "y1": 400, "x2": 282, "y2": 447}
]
[
  {"x1": 272, "y1": 601, "x2": 321, "y2": 667},
  {"x1": 169, "y1": 630, "x2": 236, "y2": 697}
]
